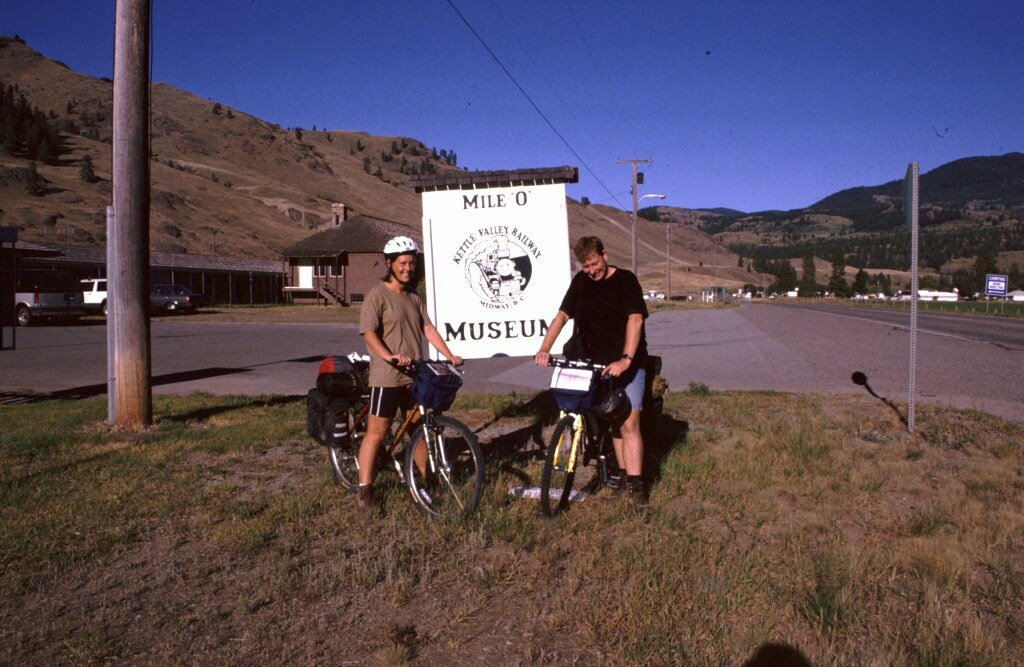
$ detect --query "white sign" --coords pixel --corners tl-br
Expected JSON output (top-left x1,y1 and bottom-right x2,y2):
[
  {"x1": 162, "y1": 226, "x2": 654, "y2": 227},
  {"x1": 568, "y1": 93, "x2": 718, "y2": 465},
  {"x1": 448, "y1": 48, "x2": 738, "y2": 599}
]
[
  {"x1": 985, "y1": 274, "x2": 1008, "y2": 297},
  {"x1": 421, "y1": 183, "x2": 572, "y2": 359}
]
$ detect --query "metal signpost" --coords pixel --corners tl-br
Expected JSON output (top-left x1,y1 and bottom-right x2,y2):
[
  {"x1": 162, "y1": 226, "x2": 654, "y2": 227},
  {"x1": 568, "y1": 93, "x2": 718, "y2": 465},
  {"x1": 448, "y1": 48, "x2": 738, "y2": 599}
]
[
  {"x1": 985, "y1": 273, "x2": 1008, "y2": 316},
  {"x1": 904, "y1": 162, "x2": 919, "y2": 433}
]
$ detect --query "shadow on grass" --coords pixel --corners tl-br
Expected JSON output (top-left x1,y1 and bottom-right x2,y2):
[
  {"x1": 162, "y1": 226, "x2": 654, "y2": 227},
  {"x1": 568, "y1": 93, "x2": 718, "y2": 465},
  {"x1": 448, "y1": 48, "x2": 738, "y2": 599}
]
[
  {"x1": 474, "y1": 389, "x2": 689, "y2": 490},
  {"x1": 9, "y1": 448, "x2": 123, "y2": 485},
  {"x1": 160, "y1": 394, "x2": 305, "y2": 424},
  {"x1": 742, "y1": 642, "x2": 812, "y2": 667},
  {"x1": 851, "y1": 371, "x2": 908, "y2": 427}
]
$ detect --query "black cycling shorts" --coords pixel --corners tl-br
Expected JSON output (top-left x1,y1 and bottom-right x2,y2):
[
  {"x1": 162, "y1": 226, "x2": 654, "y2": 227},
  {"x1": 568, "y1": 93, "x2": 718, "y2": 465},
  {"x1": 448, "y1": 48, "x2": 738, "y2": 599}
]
[{"x1": 368, "y1": 386, "x2": 414, "y2": 420}]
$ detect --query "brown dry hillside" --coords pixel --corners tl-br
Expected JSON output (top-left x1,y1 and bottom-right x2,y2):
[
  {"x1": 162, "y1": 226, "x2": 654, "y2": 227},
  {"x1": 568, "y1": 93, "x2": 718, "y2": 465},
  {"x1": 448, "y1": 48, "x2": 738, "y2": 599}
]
[{"x1": 0, "y1": 36, "x2": 755, "y2": 291}]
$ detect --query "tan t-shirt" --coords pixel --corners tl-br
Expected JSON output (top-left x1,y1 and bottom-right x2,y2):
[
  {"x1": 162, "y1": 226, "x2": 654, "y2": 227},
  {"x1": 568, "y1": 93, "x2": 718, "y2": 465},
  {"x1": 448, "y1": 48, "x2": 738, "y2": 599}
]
[{"x1": 358, "y1": 283, "x2": 432, "y2": 387}]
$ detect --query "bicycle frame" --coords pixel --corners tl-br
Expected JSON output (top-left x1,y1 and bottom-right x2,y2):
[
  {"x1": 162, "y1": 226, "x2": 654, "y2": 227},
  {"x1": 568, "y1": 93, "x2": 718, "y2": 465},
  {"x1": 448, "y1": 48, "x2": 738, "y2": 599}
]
[{"x1": 554, "y1": 411, "x2": 586, "y2": 474}]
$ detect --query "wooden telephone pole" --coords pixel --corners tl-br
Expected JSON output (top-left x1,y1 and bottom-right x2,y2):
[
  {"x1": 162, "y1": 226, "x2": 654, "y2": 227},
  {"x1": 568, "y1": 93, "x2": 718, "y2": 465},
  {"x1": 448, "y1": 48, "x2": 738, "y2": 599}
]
[
  {"x1": 617, "y1": 158, "x2": 652, "y2": 275},
  {"x1": 109, "y1": 0, "x2": 152, "y2": 426}
]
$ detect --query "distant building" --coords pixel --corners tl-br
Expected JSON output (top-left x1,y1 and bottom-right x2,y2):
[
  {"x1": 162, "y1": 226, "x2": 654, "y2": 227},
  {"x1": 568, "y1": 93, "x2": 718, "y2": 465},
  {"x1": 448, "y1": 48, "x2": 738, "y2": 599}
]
[
  {"x1": 917, "y1": 289, "x2": 958, "y2": 302},
  {"x1": 1008, "y1": 290, "x2": 1024, "y2": 302},
  {"x1": 15, "y1": 241, "x2": 281, "y2": 305},
  {"x1": 279, "y1": 211, "x2": 421, "y2": 305}
]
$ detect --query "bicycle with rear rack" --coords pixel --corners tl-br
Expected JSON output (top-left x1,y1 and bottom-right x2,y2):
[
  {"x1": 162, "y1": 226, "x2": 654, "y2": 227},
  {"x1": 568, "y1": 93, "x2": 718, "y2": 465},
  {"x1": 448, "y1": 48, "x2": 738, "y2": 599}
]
[
  {"x1": 325, "y1": 357, "x2": 484, "y2": 521},
  {"x1": 540, "y1": 357, "x2": 627, "y2": 516}
]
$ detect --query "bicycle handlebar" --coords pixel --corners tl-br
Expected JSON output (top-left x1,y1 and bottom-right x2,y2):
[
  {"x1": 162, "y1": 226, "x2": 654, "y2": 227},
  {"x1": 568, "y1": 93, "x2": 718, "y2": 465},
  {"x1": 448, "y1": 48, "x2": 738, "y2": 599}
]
[
  {"x1": 546, "y1": 357, "x2": 606, "y2": 372},
  {"x1": 388, "y1": 358, "x2": 465, "y2": 377}
]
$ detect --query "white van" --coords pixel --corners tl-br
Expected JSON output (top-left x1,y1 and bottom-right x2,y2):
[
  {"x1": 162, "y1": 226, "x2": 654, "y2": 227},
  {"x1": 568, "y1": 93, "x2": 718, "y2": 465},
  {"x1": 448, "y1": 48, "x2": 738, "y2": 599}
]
[{"x1": 15, "y1": 269, "x2": 85, "y2": 326}]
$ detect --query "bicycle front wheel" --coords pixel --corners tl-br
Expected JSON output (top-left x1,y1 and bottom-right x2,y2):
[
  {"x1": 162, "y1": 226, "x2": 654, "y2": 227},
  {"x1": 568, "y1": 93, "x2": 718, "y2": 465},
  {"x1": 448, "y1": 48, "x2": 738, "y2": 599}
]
[
  {"x1": 403, "y1": 415, "x2": 484, "y2": 521},
  {"x1": 328, "y1": 401, "x2": 365, "y2": 490},
  {"x1": 540, "y1": 415, "x2": 581, "y2": 516}
]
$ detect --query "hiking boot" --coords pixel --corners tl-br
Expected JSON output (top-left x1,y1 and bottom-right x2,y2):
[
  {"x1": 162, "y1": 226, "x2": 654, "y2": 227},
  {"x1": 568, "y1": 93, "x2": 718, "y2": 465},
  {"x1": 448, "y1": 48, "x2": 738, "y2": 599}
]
[
  {"x1": 604, "y1": 470, "x2": 626, "y2": 491},
  {"x1": 356, "y1": 484, "x2": 375, "y2": 510},
  {"x1": 626, "y1": 476, "x2": 649, "y2": 509}
]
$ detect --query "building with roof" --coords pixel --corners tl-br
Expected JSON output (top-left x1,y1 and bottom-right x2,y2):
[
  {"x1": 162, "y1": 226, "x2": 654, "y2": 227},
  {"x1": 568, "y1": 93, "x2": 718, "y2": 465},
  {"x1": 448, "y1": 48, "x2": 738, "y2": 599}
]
[
  {"x1": 17, "y1": 240, "x2": 283, "y2": 305},
  {"x1": 279, "y1": 209, "x2": 420, "y2": 305}
]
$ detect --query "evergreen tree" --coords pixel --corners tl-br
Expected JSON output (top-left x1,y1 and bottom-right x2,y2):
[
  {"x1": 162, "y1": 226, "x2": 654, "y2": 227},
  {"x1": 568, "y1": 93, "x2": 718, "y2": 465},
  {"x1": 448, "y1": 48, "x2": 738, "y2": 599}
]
[
  {"x1": 852, "y1": 268, "x2": 869, "y2": 295},
  {"x1": 362, "y1": 157, "x2": 371, "y2": 173},
  {"x1": 25, "y1": 161, "x2": 45, "y2": 196},
  {"x1": 294, "y1": 128, "x2": 302, "y2": 141},
  {"x1": 798, "y1": 245, "x2": 817, "y2": 297},
  {"x1": 580, "y1": 196, "x2": 590, "y2": 206},
  {"x1": 79, "y1": 154, "x2": 96, "y2": 183},
  {"x1": 770, "y1": 259, "x2": 797, "y2": 293},
  {"x1": 828, "y1": 247, "x2": 849, "y2": 297},
  {"x1": 972, "y1": 246, "x2": 998, "y2": 294}
]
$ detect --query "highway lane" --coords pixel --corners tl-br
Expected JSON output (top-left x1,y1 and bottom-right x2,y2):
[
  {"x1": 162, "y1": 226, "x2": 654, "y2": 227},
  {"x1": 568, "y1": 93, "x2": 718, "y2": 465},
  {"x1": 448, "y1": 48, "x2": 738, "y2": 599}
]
[
  {"x1": 2, "y1": 305, "x2": 1021, "y2": 421},
  {"x1": 769, "y1": 302, "x2": 1024, "y2": 350}
]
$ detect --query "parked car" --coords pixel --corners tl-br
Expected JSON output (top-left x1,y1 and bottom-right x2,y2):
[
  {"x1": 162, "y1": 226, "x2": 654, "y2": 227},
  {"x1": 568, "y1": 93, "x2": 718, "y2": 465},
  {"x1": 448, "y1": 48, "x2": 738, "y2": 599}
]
[
  {"x1": 150, "y1": 284, "x2": 208, "y2": 314},
  {"x1": 81, "y1": 278, "x2": 108, "y2": 316},
  {"x1": 15, "y1": 269, "x2": 85, "y2": 326},
  {"x1": 644, "y1": 290, "x2": 666, "y2": 300}
]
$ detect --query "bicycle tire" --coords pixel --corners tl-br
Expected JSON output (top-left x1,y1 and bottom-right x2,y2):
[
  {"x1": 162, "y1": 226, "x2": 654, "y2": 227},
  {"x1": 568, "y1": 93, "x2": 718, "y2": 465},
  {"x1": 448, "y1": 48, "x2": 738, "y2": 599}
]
[
  {"x1": 403, "y1": 415, "x2": 484, "y2": 521},
  {"x1": 540, "y1": 415, "x2": 581, "y2": 516},
  {"x1": 328, "y1": 401, "x2": 365, "y2": 490}
]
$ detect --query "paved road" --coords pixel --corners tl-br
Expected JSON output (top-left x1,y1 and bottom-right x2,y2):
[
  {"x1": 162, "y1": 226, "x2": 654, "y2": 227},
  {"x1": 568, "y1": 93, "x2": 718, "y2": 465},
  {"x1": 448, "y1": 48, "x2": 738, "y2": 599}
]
[
  {"x1": 772, "y1": 302, "x2": 1024, "y2": 350},
  {"x1": 2, "y1": 305, "x2": 1021, "y2": 420}
]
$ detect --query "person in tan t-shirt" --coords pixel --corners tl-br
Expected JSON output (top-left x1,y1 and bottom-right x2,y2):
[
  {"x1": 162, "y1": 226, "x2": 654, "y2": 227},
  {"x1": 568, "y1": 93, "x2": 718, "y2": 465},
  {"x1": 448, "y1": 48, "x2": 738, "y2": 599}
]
[{"x1": 355, "y1": 235, "x2": 462, "y2": 510}]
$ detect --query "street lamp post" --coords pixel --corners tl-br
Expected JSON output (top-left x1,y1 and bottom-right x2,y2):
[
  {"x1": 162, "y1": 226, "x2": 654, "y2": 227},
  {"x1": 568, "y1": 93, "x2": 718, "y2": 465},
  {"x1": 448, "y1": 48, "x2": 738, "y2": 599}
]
[{"x1": 634, "y1": 193, "x2": 666, "y2": 281}]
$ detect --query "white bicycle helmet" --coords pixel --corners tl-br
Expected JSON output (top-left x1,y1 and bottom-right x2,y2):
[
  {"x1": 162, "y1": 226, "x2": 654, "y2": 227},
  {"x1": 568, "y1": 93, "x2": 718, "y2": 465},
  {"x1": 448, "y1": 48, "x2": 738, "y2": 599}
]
[{"x1": 383, "y1": 236, "x2": 419, "y2": 257}]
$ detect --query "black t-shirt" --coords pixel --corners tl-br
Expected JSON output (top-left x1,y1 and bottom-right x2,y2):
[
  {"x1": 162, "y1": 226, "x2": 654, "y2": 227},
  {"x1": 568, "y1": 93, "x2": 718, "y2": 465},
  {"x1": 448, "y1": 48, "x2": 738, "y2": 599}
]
[{"x1": 559, "y1": 266, "x2": 648, "y2": 365}]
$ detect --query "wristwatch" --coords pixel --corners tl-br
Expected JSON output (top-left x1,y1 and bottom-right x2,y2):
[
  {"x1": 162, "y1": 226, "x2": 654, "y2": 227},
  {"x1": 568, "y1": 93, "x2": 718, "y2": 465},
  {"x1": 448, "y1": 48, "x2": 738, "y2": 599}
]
[{"x1": 621, "y1": 353, "x2": 633, "y2": 361}]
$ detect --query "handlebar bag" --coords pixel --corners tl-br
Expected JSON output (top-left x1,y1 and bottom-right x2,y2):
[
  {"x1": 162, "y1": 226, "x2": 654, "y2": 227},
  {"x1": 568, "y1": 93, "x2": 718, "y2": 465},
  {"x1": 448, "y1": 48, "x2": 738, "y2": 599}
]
[
  {"x1": 410, "y1": 361, "x2": 463, "y2": 411},
  {"x1": 316, "y1": 355, "x2": 368, "y2": 398},
  {"x1": 550, "y1": 366, "x2": 596, "y2": 411}
]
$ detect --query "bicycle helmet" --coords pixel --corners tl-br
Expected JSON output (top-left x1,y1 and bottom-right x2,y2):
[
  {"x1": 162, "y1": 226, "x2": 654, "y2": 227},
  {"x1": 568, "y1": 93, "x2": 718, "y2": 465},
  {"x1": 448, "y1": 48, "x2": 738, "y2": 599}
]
[
  {"x1": 383, "y1": 236, "x2": 419, "y2": 258},
  {"x1": 594, "y1": 385, "x2": 632, "y2": 424}
]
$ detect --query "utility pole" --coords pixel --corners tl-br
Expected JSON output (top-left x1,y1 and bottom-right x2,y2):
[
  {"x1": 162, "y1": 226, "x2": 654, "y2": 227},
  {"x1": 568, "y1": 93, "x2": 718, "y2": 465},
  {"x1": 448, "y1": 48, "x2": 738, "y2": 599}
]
[
  {"x1": 617, "y1": 158, "x2": 652, "y2": 275},
  {"x1": 664, "y1": 222, "x2": 671, "y2": 299},
  {"x1": 110, "y1": 0, "x2": 152, "y2": 427}
]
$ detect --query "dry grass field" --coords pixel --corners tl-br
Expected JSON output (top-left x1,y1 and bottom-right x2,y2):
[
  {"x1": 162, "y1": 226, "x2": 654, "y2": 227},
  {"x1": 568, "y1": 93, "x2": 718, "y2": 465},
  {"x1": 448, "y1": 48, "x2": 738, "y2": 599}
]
[{"x1": 2, "y1": 387, "x2": 1022, "y2": 664}]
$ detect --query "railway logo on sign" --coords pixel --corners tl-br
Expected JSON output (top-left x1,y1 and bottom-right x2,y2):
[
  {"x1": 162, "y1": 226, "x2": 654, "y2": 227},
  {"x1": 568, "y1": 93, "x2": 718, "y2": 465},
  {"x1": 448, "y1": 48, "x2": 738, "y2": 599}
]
[{"x1": 458, "y1": 232, "x2": 537, "y2": 308}]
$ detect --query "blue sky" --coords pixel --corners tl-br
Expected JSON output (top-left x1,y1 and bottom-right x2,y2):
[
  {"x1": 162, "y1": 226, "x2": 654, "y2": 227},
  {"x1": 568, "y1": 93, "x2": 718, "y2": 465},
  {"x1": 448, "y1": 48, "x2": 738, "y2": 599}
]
[{"x1": 2, "y1": 1, "x2": 1021, "y2": 212}]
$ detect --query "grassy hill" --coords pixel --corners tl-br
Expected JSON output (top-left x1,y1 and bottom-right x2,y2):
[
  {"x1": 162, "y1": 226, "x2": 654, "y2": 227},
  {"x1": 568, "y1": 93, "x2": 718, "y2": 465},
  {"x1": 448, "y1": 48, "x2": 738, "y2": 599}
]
[
  {"x1": 0, "y1": 36, "x2": 754, "y2": 293},
  {"x1": 664, "y1": 154, "x2": 1024, "y2": 279}
]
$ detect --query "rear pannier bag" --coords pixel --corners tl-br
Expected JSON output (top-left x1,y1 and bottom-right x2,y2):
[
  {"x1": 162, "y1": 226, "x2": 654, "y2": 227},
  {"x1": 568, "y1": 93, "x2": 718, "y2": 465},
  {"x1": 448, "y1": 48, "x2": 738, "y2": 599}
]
[
  {"x1": 316, "y1": 355, "x2": 368, "y2": 398},
  {"x1": 306, "y1": 388, "x2": 349, "y2": 447},
  {"x1": 409, "y1": 362, "x2": 462, "y2": 411}
]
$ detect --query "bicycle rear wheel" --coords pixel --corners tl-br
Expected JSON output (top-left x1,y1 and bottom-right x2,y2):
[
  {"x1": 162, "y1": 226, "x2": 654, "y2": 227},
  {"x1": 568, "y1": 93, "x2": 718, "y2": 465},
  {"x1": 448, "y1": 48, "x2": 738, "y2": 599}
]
[
  {"x1": 540, "y1": 415, "x2": 581, "y2": 516},
  {"x1": 328, "y1": 401, "x2": 365, "y2": 489},
  {"x1": 403, "y1": 415, "x2": 484, "y2": 521}
]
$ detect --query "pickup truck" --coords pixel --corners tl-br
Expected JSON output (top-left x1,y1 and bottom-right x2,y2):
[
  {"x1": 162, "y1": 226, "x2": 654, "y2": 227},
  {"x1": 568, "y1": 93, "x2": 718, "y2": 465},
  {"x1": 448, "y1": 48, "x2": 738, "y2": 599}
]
[{"x1": 15, "y1": 269, "x2": 85, "y2": 326}]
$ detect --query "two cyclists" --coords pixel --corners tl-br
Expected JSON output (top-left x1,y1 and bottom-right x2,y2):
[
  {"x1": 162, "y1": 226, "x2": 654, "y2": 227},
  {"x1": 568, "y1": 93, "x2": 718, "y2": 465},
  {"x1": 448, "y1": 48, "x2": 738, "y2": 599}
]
[{"x1": 356, "y1": 236, "x2": 464, "y2": 510}]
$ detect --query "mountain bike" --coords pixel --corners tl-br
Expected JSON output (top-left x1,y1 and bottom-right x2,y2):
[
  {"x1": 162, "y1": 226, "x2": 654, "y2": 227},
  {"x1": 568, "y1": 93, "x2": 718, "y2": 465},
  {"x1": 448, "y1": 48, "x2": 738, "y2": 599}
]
[
  {"x1": 327, "y1": 359, "x2": 484, "y2": 521},
  {"x1": 540, "y1": 358, "x2": 623, "y2": 516}
]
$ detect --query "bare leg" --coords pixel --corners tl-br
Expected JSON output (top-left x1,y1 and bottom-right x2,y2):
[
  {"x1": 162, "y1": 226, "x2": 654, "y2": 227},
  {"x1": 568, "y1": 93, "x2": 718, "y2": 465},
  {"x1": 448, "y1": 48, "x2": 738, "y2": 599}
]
[
  {"x1": 358, "y1": 414, "x2": 393, "y2": 486},
  {"x1": 618, "y1": 410, "x2": 643, "y2": 476}
]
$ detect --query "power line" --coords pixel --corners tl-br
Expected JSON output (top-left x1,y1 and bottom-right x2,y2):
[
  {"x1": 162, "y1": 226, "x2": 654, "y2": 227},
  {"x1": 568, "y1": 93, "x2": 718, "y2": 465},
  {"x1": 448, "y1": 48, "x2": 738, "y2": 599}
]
[
  {"x1": 484, "y1": 0, "x2": 618, "y2": 163},
  {"x1": 445, "y1": 0, "x2": 623, "y2": 207}
]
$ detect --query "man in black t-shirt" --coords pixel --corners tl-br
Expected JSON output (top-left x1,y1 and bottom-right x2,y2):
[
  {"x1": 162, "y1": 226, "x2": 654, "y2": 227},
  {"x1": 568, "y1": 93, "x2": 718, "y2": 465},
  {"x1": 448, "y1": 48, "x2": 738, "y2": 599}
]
[{"x1": 535, "y1": 236, "x2": 650, "y2": 505}]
